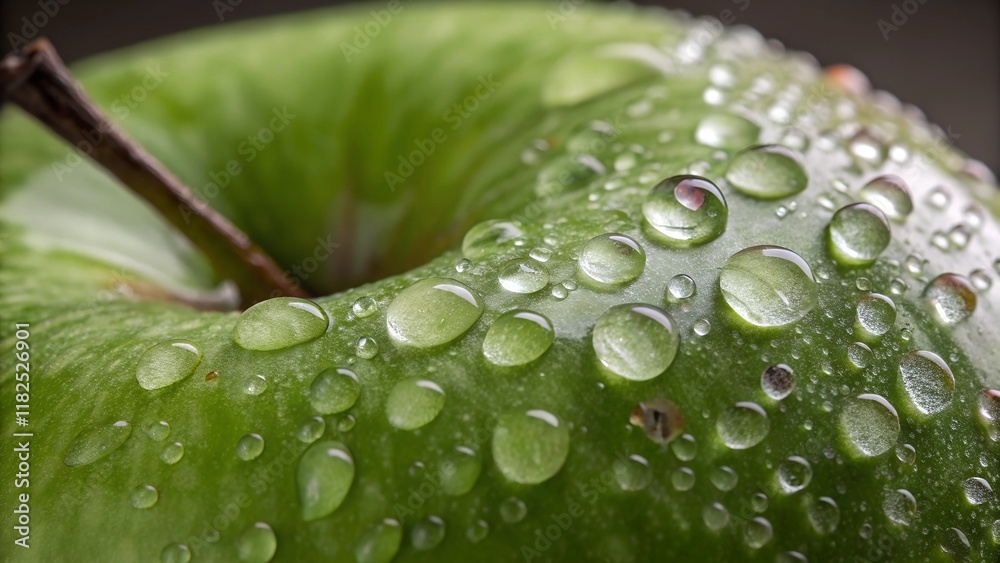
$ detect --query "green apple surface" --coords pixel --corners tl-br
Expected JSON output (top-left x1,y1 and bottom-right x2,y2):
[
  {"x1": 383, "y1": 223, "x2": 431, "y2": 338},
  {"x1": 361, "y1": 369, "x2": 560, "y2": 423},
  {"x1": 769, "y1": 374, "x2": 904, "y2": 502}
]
[{"x1": 2, "y1": 3, "x2": 999, "y2": 561}]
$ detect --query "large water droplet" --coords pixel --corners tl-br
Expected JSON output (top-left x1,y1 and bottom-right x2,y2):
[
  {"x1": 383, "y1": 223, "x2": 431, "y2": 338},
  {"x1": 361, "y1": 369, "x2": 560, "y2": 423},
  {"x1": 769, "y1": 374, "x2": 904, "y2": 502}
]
[
  {"x1": 726, "y1": 145, "x2": 808, "y2": 199},
  {"x1": 64, "y1": 420, "x2": 132, "y2": 467},
  {"x1": 898, "y1": 350, "x2": 954, "y2": 415},
  {"x1": 702, "y1": 502, "x2": 731, "y2": 531},
  {"x1": 744, "y1": 517, "x2": 773, "y2": 548},
  {"x1": 386, "y1": 379, "x2": 446, "y2": 430},
  {"x1": 883, "y1": 489, "x2": 916, "y2": 525},
  {"x1": 498, "y1": 259, "x2": 550, "y2": 294},
  {"x1": 130, "y1": 484, "x2": 158, "y2": 509},
  {"x1": 642, "y1": 175, "x2": 728, "y2": 246},
  {"x1": 859, "y1": 174, "x2": 912, "y2": 220},
  {"x1": 592, "y1": 304, "x2": 679, "y2": 381},
  {"x1": 840, "y1": 394, "x2": 899, "y2": 456},
  {"x1": 963, "y1": 477, "x2": 993, "y2": 504},
  {"x1": 233, "y1": 297, "x2": 329, "y2": 351},
  {"x1": 827, "y1": 203, "x2": 891, "y2": 266},
  {"x1": 717, "y1": 402, "x2": 770, "y2": 449},
  {"x1": 135, "y1": 340, "x2": 202, "y2": 391},
  {"x1": 578, "y1": 233, "x2": 645, "y2": 285},
  {"x1": 441, "y1": 446, "x2": 481, "y2": 496},
  {"x1": 355, "y1": 518, "x2": 402, "y2": 563},
  {"x1": 411, "y1": 515, "x2": 446, "y2": 550},
  {"x1": 309, "y1": 367, "x2": 361, "y2": 415},
  {"x1": 482, "y1": 310, "x2": 554, "y2": 366},
  {"x1": 761, "y1": 364, "x2": 795, "y2": 400},
  {"x1": 462, "y1": 220, "x2": 522, "y2": 260},
  {"x1": 236, "y1": 434, "x2": 265, "y2": 461},
  {"x1": 386, "y1": 278, "x2": 483, "y2": 347},
  {"x1": 695, "y1": 113, "x2": 760, "y2": 149},
  {"x1": 720, "y1": 246, "x2": 817, "y2": 327},
  {"x1": 614, "y1": 454, "x2": 652, "y2": 491},
  {"x1": 856, "y1": 293, "x2": 896, "y2": 336},
  {"x1": 806, "y1": 496, "x2": 840, "y2": 534},
  {"x1": 777, "y1": 456, "x2": 812, "y2": 493},
  {"x1": 236, "y1": 522, "x2": 276, "y2": 563},
  {"x1": 924, "y1": 274, "x2": 976, "y2": 324},
  {"x1": 297, "y1": 441, "x2": 354, "y2": 521},
  {"x1": 492, "y1": 409, "x2": 569, "y2": 484}
]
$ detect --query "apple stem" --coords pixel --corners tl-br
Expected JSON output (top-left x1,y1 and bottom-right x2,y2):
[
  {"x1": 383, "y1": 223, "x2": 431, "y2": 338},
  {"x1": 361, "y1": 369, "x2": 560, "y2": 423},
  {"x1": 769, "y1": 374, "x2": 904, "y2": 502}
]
[{"x1": 0, "y1": 39, "x2": 310, "y2": 308}]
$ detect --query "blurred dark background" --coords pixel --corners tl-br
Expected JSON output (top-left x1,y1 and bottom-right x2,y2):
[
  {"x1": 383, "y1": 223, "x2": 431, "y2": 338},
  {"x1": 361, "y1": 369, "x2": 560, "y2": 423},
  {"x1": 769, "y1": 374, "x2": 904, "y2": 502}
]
[{"x1": 2, "y1": 0, "x2": 997, "y2": 172}]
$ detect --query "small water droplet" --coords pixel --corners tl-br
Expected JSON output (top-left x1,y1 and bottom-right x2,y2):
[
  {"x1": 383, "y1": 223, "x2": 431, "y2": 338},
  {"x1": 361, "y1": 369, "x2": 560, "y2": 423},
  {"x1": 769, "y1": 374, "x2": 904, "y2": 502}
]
[
  {"x1": 578, "y1": 233, "x2": 646, "y2": 285},
  {"x1": 411, "y1": 515, "x2": 446, "y2": 550},
  {"x1": 751, "y1": 493, "x2": 769, "y2": 513},
  {"x1": 970, "y1": 269, "x2": 992, "y2": 292},
  {"x1": 856, "y1": 293, "x2": 896, "y2": 336},
  {"x1": 827, "y1": 203, "x2": 891, "y2": 266},
  {"x1": 848, "y1": 130, "x2": 885, "y2": 165},
  {"x1": 717, "y1": 402, "x2": 770, "y2": 449},
  {"x1": 666, "y1": 274, "x2": 697, "y2": 301},
  {"x1": 672, "y1": 467, "x2": 696, "y2": 491},
  {"x1": 924, "y1": 274, "x2": 976, "y2": 324},
  {"x1": 236, "y1": 434, "x2": 265, "y2": 461},
  {"x1": 529, "y1": 247, "x2": 553, "y2": 262},
  {"x1": 355, "y1": 336, "x2": 378, "y2": 359},
  {"x1": 847, "y1": 342, "x2": 873, "y2": 369},
  {"x1": 492, "y1": 410, "x2": 569, "y2": 484},
  {"x1": 498, "y1": 259, "x2": 550, "y2": 294},
  {"x1": 462, "y1": 220, "x2": 522, "y2": 260},
  {"x1": 761, "y1": 364, "x2": 795, "y2": 400},
  {"x1": 777, "y1": 456, "x2": 812, "y2": 493},
  {"x1": 940, "y1": 528, "x2": 971, "y2": 559},
  {"x1": 160, "y1": 442, "x2": 184, "y2": 465},
  {"x1": 643, "y1": 175, "x2": 728, "y2": 247},
  {"x1": 592, "y1": 304, "x2": 679, "y2": 381},
  {"x1": 236, "y1": 522, "x2": 277, "y2": 563},
  {"x1": 671, "y1": 434, "x2": 697, "y2": 461},
  {"x1": 233, "y1": 298, "x2": 329, "y2": 351},
  {"x1": 694, "y1": 319, "x2": 711, "y2": 336},
  {"x1": 807, "y1": 496, "x2": 840, "y2": 534},
  {"x1": 310, "y1": 367, "x2": 361, "y2": 415},
  {"x1": 927, "y1": 186, "x2": 951, "y2": 209},
  {"x1": 455, "y1": 258, "x2": 473, "y2": 273},
  {"x1": 145, "y1": 420, "x2": 170, "y2": 441},
  {"x1": 962, "y1": 477, "x2": 993, "y2": 504},
  {"x1": 355, "y1": 518, "x2": 402, "y2": 563},
  {"x1": 466, "y1": 520, "x2": 490, "y2": 543},
  {"x1": 703, "y1": 502, "x2": 731, "y2": 531},
  {"x1": 441, "y1": 446, "x2": 481, "y2": 496},
  {"x1": 726, "y1": 145, "x2": 808, "y2": 199},
  {"x1": 387, "y1": 278, "x2": 483, "y2": 347},
  {"x1": 135, "y1": 340, "x2": 202, "y2": 390},
  {"x1": 297, "y1": 441, "x2": 354, "y2": 521},
  {"x1": 859, "y1": 175, "x2": 913, "y2": 220},
  {"x1": 64, "y1": 420, "x2": 132, "y2": 467},
  {"x1": 895, "y1": 443, "x2": 916, "y2": 464},
  {"x1": 243, "y1": 374, "x2": 269, "y2": 396},
  {"x1": 500, "y1": 497, "x2": 528, "y2": 522},
  {"x1": 710, "y1": 466, "x2": 739, "y2": 491},
  {"x1": 352, "y1": 296, "x2": 377, "y2": 318},
  {"x1": 899, "y1": 350, "x2": 954, "y2": 415},
  {"x1": 841, "y1": 394, "x2": 899, "y2": 456},
  {"x1": 720, "y1": 246, "x2": 817, "y2": 327},
  {"x1": 297, "y1": 416, "x2": 326, "y2": 444},
  {"x1": 482, "y1": 310, "x2": 554, "y2": 367},
  {"x1": 386, "y1": 379, "x2": 446, "y2": 430},
  {"x1": 130, "y1": 484, "x2": 158, "y2": 509},
  {"x1": 744, "y1": 517, "x2": 773, "y2": 548},
  {"x1": 695, "y1": 113, "x2": 760, "y2": 149},
  {"x1": 883, "y1": 489, "x2": 916, "y2": 526},
  {"x1": 614, "y1": 454, "x2": 652, "y2": 491},
  {"x1": 160, "y1": 543, "x2": 191, "y2": 563}
]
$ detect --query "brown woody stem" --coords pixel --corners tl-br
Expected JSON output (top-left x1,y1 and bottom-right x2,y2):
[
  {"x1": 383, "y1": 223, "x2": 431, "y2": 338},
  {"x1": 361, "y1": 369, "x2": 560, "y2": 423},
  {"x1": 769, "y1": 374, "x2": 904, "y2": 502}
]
[{"x1": 0, "y1": 38, "x2": 309, "y2": 308}]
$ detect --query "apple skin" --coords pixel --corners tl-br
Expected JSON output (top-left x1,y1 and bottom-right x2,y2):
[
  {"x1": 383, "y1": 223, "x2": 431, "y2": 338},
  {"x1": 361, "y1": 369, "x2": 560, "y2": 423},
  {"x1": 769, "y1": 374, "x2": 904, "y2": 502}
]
[{"x1": 2, "y1": 3, "x2": 999, "y2": 562}]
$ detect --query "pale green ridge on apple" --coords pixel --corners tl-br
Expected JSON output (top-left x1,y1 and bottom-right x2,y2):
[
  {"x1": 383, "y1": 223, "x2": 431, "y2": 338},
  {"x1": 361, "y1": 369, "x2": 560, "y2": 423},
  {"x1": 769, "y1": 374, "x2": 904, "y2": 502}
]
[{"x1": 2, "y1": 2, "x2": 1000, "y2": 562}]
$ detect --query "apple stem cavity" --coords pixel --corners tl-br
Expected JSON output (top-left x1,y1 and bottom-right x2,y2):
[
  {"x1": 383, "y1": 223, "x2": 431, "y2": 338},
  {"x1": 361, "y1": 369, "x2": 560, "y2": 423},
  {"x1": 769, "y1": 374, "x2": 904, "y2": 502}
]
[{"x1": 0, "y1": 39, "x2": 309, "y2": 308}]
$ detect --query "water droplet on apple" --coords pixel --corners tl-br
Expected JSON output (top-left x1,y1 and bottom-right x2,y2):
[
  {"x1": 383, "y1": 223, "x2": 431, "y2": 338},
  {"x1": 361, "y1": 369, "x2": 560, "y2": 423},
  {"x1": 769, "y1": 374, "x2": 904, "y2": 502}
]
[
  {"x1": 883, "y1": 489, "x2": 916, "y2": 525},
  {"x1": 386, "y1": 379, "x2": 445, "y2": 430},
  {"x1": 236, "y1": 522, "x2": 276, "y2": 563},
  {"x1": 806, "y1": 496, "x2": 840, "y2": 534},
  {"x1": 726, "y1": 145, "x2": 808, "y2": 199},
  {"x1": 924, "y1": 273, "x2": 976, "y2": 324},
  {"x1": 498, "y1": 259, "x2": 550, "y2": 294},
  {"x1": 642, "y1": 175, "x2": 728, "y2": 246},
  {"x1": 462, "y1": 220, "x2": 522, "y2": 260},
  {"x1": 761, "y1": 364, "x2": 795, "y2": 400},
  {"x1": 840, "y1": 394, "x2": 899, "y2": 456},
  {"x1": 703, "y1": 502, "x2": 730, "y2": 531},
  {"x1": 962, "y1": 477, "x2": 993, "y2": 504},
  {"x1": 694, "y1": 113, "x2": 760, "y2": 149},
  {"x1": 578, "y1": 233, "x2": 646, "y2": 285},
  {"x1": 592, "y1": 304, "x2": 679, "y2": 381},
  {"x1": 614, "y1": 454, "x2": 652, "y2": 491},
  {"x1": 309, "y1": 367, "x2": 360, "y2": 415},
  {"x1": 160, "y1": 442, "x2": 184, "y2": 465},
  {"x1": 355, "y1": 518, "x2": 402, "y2": 563},
  {"x1": 130, "y1": 484, "x2": 158, "y2": 509},
  {"x1": 744, "y1": 516, "x2": 773, "y2": 548},
  {"x1": 856, "y1": 293, "x2": 895, "y2": 336},
  {"x1": 777, "y1": 456, "x2": 812, "y2": 493},
  {"x1": 492, "y1": 409, "x2": 569, "y2": 484},
  {"x1": 159, "y1": 543, "x2": 191, "y2": 563},
  {"x1": 717, "y1": 402, "x2": 769, "y2": 449},
  {"x1": 296, "y1": 416, "x2": 326, "y2": 444},
  {"x1": 410, "y1": 515, "x2": 446, "y2": 550},
  {"x1": 64, "y1": 420, "x2": 132, "y2": 467},
  {"x1": 145, "y1": 420, "x2": 170, "y2": 441},
  {"x1": 859, "y1": 174, "x2": 912, "y2": 220},
  {"x1": 827, "y1": 203, "x2": 891, "y2": 266},
  {"x1": 236, "y1": 433, "x2": 265, "y2": 461}
]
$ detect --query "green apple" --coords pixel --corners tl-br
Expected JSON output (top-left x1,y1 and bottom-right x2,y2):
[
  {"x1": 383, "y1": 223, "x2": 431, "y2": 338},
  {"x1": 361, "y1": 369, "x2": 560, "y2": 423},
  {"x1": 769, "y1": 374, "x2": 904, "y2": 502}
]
[{"x1": 2, "y1": 2, "x2": 999, "y2": 562}]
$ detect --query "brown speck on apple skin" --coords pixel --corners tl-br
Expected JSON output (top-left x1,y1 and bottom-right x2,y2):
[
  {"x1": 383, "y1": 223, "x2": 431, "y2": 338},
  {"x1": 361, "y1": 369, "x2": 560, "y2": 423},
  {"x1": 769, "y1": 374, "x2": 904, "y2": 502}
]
[{"x1": 630, "y1": 398, "x2": 684, "y2": 444}]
